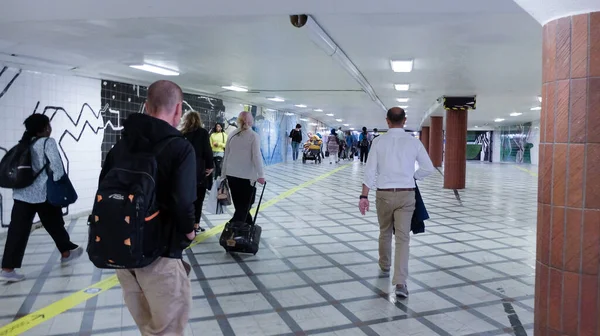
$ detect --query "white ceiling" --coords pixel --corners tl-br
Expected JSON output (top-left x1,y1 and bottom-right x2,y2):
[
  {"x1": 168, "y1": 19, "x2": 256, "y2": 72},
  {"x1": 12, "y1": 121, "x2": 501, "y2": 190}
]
[{"x1": 0, "y1": 0, "x2": 544, "y2": 130}]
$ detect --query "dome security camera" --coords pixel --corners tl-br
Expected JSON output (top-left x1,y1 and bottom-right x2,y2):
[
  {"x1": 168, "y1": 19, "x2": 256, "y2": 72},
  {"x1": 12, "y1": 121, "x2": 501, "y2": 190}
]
[{"x1": 290, "y1": 15, "x2": 308, "y2": 28}]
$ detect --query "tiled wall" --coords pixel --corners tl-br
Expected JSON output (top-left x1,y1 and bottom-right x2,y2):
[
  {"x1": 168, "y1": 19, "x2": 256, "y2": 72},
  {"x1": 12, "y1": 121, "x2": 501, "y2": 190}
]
[
  {"x1": 535, "y1": 12, "x2": 600, "y2": 336},
  {"x1": 0, "y1": 66, "x2": 102, "y2": 229}
]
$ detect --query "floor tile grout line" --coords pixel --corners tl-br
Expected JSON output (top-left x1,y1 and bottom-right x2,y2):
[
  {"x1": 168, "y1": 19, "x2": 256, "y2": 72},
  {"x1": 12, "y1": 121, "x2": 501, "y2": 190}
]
[
  {"x1": 262, "y1": 208, "x2": 452, "y2": 336},
  {"x1": 309, "y1": 211, "x2": 529, "y2": 332},
  {"x1": 185, "y1": 249, "x2": 236, "y2": 336},
  {"x1": 320, "y1": 195, "x2": 536, "y2": 315},
  {"x1": 328, "y1": 193, "x2": 538, "y2": 289},
  {"x1": 13, "y1": 218, "x2": 80, "y2": 323},
  {"x1": 77, "y1": 268, "x2": 103, "y2": 335}
]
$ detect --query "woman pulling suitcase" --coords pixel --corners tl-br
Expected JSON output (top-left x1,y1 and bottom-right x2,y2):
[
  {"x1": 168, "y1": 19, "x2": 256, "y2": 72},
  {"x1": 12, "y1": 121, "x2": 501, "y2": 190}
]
[{"x1": 219, "y1": 112, "x2": 266, "y2": 254}]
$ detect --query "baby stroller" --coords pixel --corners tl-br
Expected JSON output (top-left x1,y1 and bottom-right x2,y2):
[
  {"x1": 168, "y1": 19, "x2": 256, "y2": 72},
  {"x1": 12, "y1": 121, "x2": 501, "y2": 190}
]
[{"x1": 302, "y1": 136, "x2": 323, "y2": 164}]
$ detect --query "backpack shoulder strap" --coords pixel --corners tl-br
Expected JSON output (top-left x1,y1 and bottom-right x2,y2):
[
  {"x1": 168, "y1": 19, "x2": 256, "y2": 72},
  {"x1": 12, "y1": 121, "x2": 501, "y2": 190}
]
[{"x1": 152, "y1": 136, "x2": 182, "y2": 156}]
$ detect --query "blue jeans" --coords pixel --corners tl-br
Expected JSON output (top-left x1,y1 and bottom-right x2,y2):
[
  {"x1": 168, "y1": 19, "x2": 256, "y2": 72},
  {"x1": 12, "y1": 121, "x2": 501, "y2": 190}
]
[{"x1": 291, "y1": 142, "x2": 301, "y2": 160}]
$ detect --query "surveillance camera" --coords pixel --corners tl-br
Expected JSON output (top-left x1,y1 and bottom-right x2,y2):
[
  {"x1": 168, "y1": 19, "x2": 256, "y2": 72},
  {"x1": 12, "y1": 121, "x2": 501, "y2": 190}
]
[
  {"x1": 436, "y1": 97, "x2": 443, "y2": 104},
  {"x1": 290, "y1": 14, "x2": 308, "y2": 28}
]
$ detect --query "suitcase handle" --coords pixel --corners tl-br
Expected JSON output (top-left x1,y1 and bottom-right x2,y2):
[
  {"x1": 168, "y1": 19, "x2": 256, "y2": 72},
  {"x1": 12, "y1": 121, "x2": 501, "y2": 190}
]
[{"x1": 251, "y1": 182, "x2": 266, "y2": 226}]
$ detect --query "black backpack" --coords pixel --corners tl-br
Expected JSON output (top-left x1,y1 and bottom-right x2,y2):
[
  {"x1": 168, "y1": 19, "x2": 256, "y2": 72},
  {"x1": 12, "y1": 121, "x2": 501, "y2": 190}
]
[
  {"x1": 0, "y1": 138, "x2": 47, "y2": 189},
  {"x1": 87, "y1": 137, "x2": 179, "y2": 269}
]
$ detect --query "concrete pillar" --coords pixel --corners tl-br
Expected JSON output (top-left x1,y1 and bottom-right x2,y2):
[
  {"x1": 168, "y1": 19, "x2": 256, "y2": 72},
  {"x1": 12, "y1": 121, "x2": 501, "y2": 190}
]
[
  {"x1": 524, "y1": 10, "x2": 600, "y2": 336},
  {"x1": 429, "y1": 117, "x2": 443, "y2": 167},
  {"x1": 443, "y1": 110, "x2": 467, "y2": 189},
  {"x1": 420, "y1": 126, "x2": 430, "y2": 153}
]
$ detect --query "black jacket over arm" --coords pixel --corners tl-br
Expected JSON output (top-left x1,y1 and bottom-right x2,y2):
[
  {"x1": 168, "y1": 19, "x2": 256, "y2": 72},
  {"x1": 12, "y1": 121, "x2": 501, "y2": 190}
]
[
  {"x1": 100, "y1": 113, "x2": 197, "y2": 259},
  {"x1": 183, "y1": 128, "x2": 214, "y2": 183}
]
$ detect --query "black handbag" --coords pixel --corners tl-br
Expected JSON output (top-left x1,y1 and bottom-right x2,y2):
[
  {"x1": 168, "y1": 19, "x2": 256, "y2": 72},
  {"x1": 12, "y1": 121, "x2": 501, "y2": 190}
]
[{"x1": 45, "y1": 151, "x2": 77, "y2": 207}]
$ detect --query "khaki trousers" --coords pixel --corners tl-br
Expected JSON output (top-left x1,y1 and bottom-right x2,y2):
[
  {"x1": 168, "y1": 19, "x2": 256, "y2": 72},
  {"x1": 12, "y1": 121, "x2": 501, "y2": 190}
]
[
  {"x1": 375, "y1": 190, "x2": 415, "y2": 285},
  {"x1": 116, "y1": 257, "x2": 191, "y2": 336}
]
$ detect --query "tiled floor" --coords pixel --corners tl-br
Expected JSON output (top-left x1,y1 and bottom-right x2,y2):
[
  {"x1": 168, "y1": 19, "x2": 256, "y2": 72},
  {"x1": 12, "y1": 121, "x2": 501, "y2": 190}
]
[{"x1": 0, "y1": 160, "x2": 537, "y2": 336}]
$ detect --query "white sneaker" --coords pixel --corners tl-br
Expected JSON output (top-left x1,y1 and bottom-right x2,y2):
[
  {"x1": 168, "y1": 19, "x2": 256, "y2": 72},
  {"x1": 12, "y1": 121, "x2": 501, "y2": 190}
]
[
  {"x1": 395, "y1": 284, "x2": 409, "y2": 298},
  {"x1": 61, "y1": 246, "x2": 84, "y2": 265},
  {"x1": 0, "y1": 270, "x2": 25, "y2": 283}
]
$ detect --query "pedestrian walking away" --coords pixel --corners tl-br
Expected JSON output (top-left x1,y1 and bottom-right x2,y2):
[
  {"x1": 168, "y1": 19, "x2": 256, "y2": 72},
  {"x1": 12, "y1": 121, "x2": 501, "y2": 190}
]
[
  {"x1": 1, "y1": 114, "x2": 83, "y2": 283},
  {"x1": 95, "y1": 80, "x2": 197, "y2": 335},
  {"x1": 358, "y1": 107, "x2": 434, "y2": 298},
  {"x1": 326, "y1": 129, "x2": 340, "y2": 164},
  {"x1": 181, "y1": 111, "x2": 214, "y2": 233},
  {"x1": 359, "y1": 127, "x2": 370, "y2": 163},
  {"x1": 289, "y1": 124, "x2": 303, "y2": 161}
]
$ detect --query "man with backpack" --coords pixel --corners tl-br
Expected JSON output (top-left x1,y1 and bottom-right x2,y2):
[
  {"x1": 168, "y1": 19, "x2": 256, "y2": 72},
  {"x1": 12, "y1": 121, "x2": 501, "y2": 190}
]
[{"x1": 92, "y1": 80, "x2": 196, "y2": 335}]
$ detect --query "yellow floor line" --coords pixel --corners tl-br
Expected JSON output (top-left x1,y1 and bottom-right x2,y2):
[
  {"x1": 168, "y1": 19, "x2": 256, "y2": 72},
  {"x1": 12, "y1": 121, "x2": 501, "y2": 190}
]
[
  {"x1": 514, "y1": 166, "x2": 538, "y2": 177},
  {"x1": 0, "y1": 164, "x2": 349, "y2": 336}
]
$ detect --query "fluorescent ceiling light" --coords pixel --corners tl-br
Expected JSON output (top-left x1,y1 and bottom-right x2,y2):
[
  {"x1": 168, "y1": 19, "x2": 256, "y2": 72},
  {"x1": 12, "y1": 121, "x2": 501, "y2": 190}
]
[
  {"x1": 510, "y1": 112, "x2": 523, "y2": 116},
  {"x1": 343, "y1": 124, "x2": 350, "y2": 127},
  {"x1": 530, "y1": 106, "x2": 542, "y2": 111},
  {"x1": 349, "y1": 127, "x2": 355, "y2": 130},
  {"x1": 130, "y1": 64, "x2": 179, "y2": 76},
  {"x1": 494, "y1": 118, "x2": 505, "y2": 122},
  {"x1": 313, "y1": 109, "x2": 323, "y2": 112},
  {"x1": 390, "y1": 60, "x2": 413, "y2": 73},
  {"x1": 537, "y1": 96, "x2": 542, "y2": 103},
  {"x1": 394, "y1": 84, "x2": 410, "y2": 91},
  {"x1": 265, "y1": 108, "x2": 276, "y2": 112},
  {"x1": 221, "y1": 85, "x2": 248, "y2": 92},
  {"x1": 326, "y1": 113, "x2": 334, "y2": 116},
  {"x1": 299, "y1": 118, "x2": 308, "y2": 121},
  {"x1": 336, "y1": 119, "x2": 343, "y2": 122},
  {"x1": 295, "y1": 104, "x2": 307, "y2": 108},
  {"x1": 474, "y1": 126, "x2": 479, "y2": 128},
  {"x1": 399, "y1": 105, "x2": 409, "y2": 109},
  {"x1": 267, "y1": 97, "x2": 285, "y2": 102},
  {"x1": 284, "y1": 112, "x2": 295, "y2": 116},
  {"x1": 396, "y1": 98, "x2": 409, "y2": 103},
  {"x1": 310, "y1": 123, "x2": 318, "y2": 126}
]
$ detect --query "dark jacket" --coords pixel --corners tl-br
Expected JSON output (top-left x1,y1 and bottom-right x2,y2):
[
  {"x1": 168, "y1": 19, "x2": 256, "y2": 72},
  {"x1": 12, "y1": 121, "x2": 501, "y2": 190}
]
[
  {"x1": 411, "y1": 185, "x2": 429, "y2": 234},
  {"x1": 183, "y1": 128, "x2": 214, "y2": 184},
  {"x1": 99, "y1": 113, "x2": 197, "y2": 259},
  {"x1": 289, "y1": 129, "x2": 302, "y2": 143}
]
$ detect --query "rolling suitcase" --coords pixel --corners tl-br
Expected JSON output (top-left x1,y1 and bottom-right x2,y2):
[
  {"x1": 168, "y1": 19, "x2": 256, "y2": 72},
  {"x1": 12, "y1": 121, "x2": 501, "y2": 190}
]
[{"x1": 219, "y1": 182, "x2": 266, "y2": 255}]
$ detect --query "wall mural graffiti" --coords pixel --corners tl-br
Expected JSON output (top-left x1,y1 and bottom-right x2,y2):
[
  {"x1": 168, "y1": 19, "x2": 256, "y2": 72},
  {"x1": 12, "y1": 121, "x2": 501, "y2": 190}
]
[
  {"x1": 100, "y1": 80, "x2": 225, "y2": 163},
  {"x1": 500, "y1": 123, "x2": 534, "y2": 164},
  {"x1": 1, "y1": 66, "x2": 103, "y2": 227},
  {"x1": 0, "y1": 66, "x2": 23, "y2": 227}
]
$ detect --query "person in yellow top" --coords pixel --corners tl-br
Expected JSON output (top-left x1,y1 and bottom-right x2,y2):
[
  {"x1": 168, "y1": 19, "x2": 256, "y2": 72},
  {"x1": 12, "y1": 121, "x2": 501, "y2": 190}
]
[{"x1": 210, "y1": 123, "x2": 228, "y2": 179}]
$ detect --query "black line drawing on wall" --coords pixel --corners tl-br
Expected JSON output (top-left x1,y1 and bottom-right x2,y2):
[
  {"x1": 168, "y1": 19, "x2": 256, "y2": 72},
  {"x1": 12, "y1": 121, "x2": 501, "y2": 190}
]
[
  {"x1": 0, "y1": 147, "x2": 6, "y2": 226},
  {"x1": 0, "y1": 66, "x2": 21, "y2": 100},
  {"x1": 1, "y1": 66, "x2": 110, "y2": 224},
  {"x1": 100, "y1": 79, "x2": 225, "y2": 164}
]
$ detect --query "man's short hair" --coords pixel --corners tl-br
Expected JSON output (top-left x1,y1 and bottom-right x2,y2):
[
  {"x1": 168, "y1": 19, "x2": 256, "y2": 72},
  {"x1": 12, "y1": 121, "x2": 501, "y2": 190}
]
[
  {"x1": 387, "y1": 107, "x2": 406, "y2": 125},
  {"x1": 147, "y1": 80, "x2": 183, "y2": 112}
]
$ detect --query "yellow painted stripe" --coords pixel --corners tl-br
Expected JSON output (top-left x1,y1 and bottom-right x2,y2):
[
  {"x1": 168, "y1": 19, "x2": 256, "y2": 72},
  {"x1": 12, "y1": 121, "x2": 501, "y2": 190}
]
[
  {"x1": 515, "y1": 166, "x2": 538, "y2": 177},
  {"x1": 0, "y1": 164, "x2": 349, "y2": 336}
]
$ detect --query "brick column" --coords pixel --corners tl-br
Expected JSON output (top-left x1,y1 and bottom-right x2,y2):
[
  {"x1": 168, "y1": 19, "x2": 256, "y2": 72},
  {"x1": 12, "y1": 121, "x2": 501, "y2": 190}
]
[
  {"x1": 535, "y1": 12, "x2": 600, "y2": 336},
  {"x1": 429, "y1": 117, "x2": 443, "y2": 167},
  {"x1": 443, "y1": 110, "x2": 467, "y2": 189},
  {"x1": 420, "y1": 126, "x2": 430, "y2": 153}
]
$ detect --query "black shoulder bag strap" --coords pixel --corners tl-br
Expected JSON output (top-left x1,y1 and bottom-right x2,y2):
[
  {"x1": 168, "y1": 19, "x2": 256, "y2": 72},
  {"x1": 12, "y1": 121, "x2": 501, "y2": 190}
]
[{"x1": 35, "y1": 138, "x2": 50, "y2": 180}]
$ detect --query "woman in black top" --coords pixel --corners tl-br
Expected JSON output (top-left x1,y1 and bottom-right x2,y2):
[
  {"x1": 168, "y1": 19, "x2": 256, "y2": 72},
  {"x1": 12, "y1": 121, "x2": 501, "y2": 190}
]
[
  {"x1": 289, "y1": 124, "x2": 303, "y2": 161},
  {"x1": 180, "y1": 111, "x2": 214, "y2": 232}
]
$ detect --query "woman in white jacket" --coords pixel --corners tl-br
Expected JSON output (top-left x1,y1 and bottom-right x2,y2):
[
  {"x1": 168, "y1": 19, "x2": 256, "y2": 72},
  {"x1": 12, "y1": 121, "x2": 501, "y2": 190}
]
[{"x1": 221, "y1": 112, "x2": 266, "y2": 224}]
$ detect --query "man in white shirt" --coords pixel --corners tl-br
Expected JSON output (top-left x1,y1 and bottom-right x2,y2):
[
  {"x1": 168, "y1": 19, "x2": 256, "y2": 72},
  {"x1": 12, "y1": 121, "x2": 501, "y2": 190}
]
[{"x1": 358, "y1": 107, "x2": 435, "y2": 298}]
